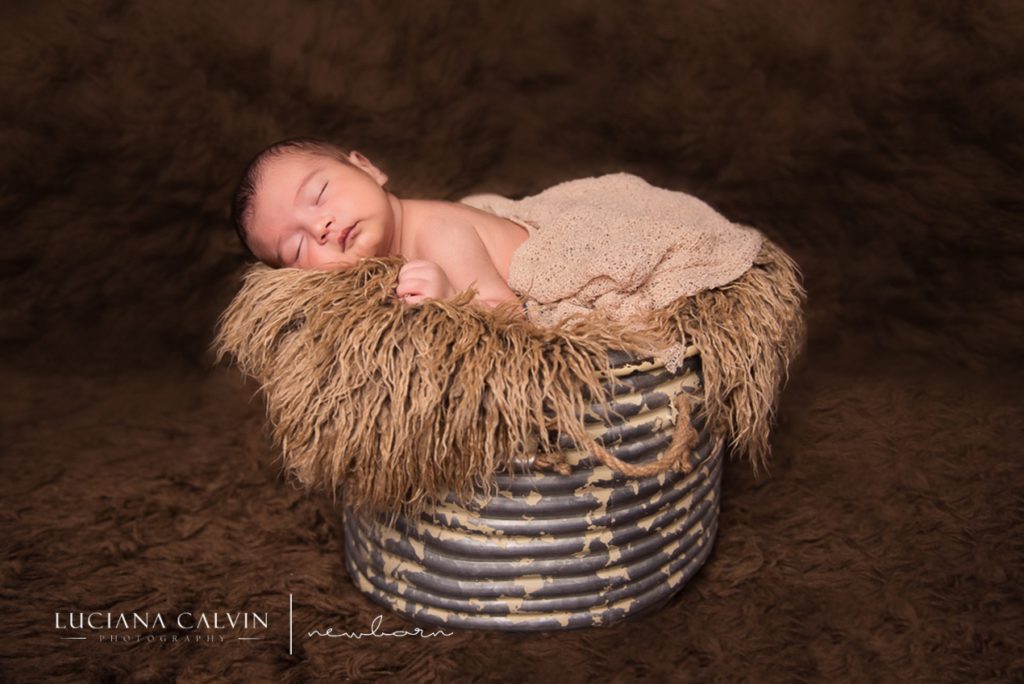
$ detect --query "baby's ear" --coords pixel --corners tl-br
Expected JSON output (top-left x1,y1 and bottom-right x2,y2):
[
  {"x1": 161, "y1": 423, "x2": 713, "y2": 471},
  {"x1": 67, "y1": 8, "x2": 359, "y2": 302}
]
[{"x1": 348, "y1": 151, "x2": 388, "y2": 186}]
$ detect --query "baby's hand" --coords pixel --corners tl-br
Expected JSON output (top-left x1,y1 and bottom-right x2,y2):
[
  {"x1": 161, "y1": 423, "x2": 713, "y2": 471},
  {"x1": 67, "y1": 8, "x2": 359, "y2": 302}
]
[{"x1": 396, "y1": 260, "x2": 455, "y2": 305}]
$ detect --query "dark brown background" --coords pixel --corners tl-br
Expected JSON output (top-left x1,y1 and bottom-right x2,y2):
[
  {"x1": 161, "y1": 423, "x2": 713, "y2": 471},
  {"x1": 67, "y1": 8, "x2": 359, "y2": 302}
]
[{"x1": 2, "y1": 1, "x2": 1022, "y2": 682}]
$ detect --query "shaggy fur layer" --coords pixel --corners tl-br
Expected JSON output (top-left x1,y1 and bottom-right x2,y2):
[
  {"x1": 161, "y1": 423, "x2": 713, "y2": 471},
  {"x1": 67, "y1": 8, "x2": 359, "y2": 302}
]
[
  {"x1": 648, "y1": 239, "x2": 807, "y2": 475},
  {"x1": 214, "y1": 240, "x2": 803, "y2": 517}
]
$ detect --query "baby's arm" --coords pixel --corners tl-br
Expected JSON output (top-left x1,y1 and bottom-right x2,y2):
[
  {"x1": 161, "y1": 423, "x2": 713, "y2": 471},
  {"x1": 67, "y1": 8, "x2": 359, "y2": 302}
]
[{"x1": 405, "y1": 217, "x2": 522, "y2": 310}]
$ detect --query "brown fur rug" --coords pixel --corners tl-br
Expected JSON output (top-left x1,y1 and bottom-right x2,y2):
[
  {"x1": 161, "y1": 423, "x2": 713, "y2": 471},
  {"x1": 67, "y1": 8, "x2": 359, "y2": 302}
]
[
  {"x1": 2, "y1": 1, "x2": 1021, "y2": 682},
  {"x1": 213, "y1": 239, "x2": 803, "y2": 518}
]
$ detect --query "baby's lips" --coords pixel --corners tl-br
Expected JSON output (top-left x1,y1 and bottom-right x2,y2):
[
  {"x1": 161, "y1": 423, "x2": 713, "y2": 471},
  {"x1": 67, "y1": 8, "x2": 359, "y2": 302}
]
[{"x1": 338, "y1": 222, "x2": 358, "y2": 250}]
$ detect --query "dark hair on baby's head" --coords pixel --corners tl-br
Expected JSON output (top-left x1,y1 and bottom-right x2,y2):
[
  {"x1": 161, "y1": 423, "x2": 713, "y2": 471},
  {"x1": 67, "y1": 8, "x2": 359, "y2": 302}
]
[{"x1": 230, "y1": 137, "x2": 351, "y2": 255}]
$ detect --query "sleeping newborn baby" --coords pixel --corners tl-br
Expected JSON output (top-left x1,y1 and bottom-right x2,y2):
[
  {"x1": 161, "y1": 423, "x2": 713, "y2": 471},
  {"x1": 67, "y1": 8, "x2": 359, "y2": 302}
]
[
  {"x1": 233, "y1": 136, "x2": 765, "y2": 326},
  {"x1": 231, "y1": 137, "x2": 528, "y2": 309}
]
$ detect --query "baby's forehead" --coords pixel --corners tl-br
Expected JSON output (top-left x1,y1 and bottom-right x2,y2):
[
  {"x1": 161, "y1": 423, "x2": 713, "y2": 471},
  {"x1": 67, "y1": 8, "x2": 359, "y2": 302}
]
[
  {"x1": 250, "y1": 154, "x2": 311, "y2": 216},
  {"x1": 260, "y1": 150, "x2": 320, "y2": 182},
  {"x1": 252, "y1": 152, "x2": 339, "y2": 225},
  {"x1": 253, "y1": 153, "x2": 323, "y2": 204}
]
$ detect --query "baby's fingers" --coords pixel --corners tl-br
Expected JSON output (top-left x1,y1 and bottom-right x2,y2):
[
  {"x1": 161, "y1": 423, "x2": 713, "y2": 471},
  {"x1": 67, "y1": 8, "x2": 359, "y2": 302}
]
[
  {"x1": 399, "y1": 293, "x2": 428, "y2": 305},
  {"x1": 395, "y1": 282, "x2": 428, "y2": 305},
  {"x1": 395, "y1": 277, "x2": 426, "y2": 298},
  {"x1": 395, "y1": 276, "x2": 436, "y2": 306}
]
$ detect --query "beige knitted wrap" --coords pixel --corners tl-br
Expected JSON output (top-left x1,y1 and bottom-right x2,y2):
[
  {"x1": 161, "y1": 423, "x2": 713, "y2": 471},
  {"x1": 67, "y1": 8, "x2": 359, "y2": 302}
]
[{"x1": 461, "y1": 173, "x2": 764, "y2": 328}]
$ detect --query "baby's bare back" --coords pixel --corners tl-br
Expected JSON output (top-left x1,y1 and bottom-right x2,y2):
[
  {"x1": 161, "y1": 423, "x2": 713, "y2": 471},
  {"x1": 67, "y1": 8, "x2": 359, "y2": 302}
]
[{"x1": 447, "y1": 201, "x2": 529, "y2": 281}]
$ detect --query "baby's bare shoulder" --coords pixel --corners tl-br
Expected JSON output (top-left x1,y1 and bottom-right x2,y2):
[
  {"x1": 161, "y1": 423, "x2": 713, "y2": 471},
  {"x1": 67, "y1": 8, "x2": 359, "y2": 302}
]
[
  {"x1": 409, "y1": 202, "x2": 481, "y2": 246},
  {"x1": 412, "y1": 200, "x2": 479, "y2": 226}
]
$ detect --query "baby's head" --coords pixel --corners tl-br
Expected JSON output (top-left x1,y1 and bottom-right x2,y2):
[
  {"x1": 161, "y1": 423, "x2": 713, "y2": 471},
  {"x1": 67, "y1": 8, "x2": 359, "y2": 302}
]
[{"x1": 231, "y1": 137, "x2": 399, "y2": 269}]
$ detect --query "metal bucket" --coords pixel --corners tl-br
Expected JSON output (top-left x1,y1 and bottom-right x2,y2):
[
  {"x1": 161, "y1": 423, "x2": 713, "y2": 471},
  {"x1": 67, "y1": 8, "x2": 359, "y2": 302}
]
[{"x1": 342, "y1": 346, "x2": 723, "y2": 631}]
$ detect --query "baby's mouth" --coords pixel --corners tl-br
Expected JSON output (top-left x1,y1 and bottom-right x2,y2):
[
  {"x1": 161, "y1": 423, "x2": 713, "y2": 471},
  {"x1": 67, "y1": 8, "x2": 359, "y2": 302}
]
[{"x1": 339, "y1": 223, "x2": 357, "y2": 251}]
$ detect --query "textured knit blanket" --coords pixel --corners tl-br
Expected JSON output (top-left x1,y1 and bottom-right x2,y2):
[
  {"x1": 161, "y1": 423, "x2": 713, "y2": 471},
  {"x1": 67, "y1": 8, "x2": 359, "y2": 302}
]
[{"x1": 461, "y1": 173, "x2": 764, "y2": 329}]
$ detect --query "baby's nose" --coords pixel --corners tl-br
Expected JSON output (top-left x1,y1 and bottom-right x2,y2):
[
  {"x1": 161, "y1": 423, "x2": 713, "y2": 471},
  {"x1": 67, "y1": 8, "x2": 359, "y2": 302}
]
[{"x1": 318, "y1": 218, "x2": 334, "y2": 241}]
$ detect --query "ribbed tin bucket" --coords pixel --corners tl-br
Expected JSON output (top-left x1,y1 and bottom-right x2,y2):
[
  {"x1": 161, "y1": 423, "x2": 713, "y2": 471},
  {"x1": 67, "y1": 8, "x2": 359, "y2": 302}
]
[{"x1": 342, "y1": 345, "x2": 723, "y2": 631}]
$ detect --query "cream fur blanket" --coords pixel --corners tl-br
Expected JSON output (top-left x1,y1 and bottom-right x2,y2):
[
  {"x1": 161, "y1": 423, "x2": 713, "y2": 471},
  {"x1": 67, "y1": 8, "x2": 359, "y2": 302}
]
[{"x1": 461, "y1": 173, "x2": 764, "y2": 328}]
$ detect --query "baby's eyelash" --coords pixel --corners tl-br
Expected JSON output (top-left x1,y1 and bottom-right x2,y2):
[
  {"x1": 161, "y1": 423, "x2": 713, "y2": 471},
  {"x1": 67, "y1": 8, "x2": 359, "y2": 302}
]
[
  {"x1": 317, "y1": 182, "x2": 327, "y2": 203},
  {"x1": 295, "y1": 236, "x2": 303, "y2": 263}
]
